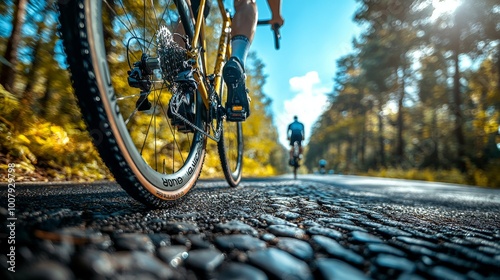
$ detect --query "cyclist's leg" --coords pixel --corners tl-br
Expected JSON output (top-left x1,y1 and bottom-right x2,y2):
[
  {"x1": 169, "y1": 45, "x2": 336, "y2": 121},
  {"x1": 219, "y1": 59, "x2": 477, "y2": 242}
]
[
  {"x1": 288, "y1": 137, "x2": 294, "y2": 165},
  {"x1": 298, "y1": 140, "x2": 303, "y2": 157},
  {"x1": 289, "y1": 146, "x2": 294, "y2": 166},
  {"x1": 289, "y1": 135, "x2": 299, "y2": 165},
  {"x1": 232, "y1": 0, "x2": 257, "y2": 39},
  {"x1": 289, "y1": 137, "x2": 294, "y2": 157},
  {"x1": 223, "y1": 0, "x2": 257, "y2": 122},
  {"x1": 231, "y1": 0, "x2": 257, "y2": 66}
]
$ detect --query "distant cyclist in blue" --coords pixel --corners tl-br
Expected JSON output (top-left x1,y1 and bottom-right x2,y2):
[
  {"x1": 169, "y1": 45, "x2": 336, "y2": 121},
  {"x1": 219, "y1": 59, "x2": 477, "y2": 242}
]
[{"x1": 287, "y1": 115, "x2": 305, "y2": 165}]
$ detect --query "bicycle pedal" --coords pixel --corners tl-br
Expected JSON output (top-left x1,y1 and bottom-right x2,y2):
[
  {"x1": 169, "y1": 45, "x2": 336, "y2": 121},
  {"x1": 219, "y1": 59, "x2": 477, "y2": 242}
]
[{"x1": 226, "y1": 106, "x2": 248, "y2": 122}]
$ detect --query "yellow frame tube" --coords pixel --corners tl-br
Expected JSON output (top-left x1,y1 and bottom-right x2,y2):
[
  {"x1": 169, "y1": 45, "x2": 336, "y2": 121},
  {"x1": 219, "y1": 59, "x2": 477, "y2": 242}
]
[
  {"x1": 213, "y1": 0, "x2": 231, "y2": 91},
  {"x1": 188, "y1": 0, "x2": 231, "y2": 109},
  {"x1": 189, "y1": 0, "x2": 209, "y2": 108}
]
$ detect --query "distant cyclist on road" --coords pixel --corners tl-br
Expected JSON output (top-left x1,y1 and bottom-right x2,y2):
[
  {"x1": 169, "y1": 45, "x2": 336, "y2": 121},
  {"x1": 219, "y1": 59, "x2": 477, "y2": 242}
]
[
  {"x1": 319, "y1": 159, "x2": 327, "y2": 174},
  {"x1": 287, "y1": 115, "x2": 305, "y2": 165}
]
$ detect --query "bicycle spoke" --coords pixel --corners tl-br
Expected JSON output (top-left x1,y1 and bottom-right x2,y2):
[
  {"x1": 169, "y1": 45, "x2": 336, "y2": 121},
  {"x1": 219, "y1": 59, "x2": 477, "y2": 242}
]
[
  {"x1": 146, "y1": 0, "x2": 160, "y2": 52},
  {"x1": 124, "y1": 109, "x2": 139, "y2": 126},
  {"x1": 104, "y1": 0, "x2": 140, "y2": 41},
  {"x1": 143, "y1": 1, "x2": 146, "y2": 53},
  {"x1": 103, "y1": 0, "x2": 200, "y2": 175},
  {"x1": 156, "y1": 97, "x2": 187, "y2": 164},
  {"x1": 146, "y1": 1, "x2": 178, "y2": 55},
  {"x1": 104, "y1": 0, "x2": 184, "y2": 173}
]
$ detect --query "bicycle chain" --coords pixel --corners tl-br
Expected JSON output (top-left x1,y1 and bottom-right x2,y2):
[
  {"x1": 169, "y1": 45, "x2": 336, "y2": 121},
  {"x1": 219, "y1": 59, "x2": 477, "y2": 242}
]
[{"x1": 169, "y1": 91, "x2": 221, "y2": 142}]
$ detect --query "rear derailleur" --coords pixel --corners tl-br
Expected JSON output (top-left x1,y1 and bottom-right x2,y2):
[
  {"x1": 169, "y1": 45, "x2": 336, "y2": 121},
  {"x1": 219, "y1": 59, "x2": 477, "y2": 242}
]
[
  {"x1": 167, "y1": 64, "x2": 197, "y2": 133},
  {"x1": 127, "y1": 53, "x2": 159, "y2": 113}
]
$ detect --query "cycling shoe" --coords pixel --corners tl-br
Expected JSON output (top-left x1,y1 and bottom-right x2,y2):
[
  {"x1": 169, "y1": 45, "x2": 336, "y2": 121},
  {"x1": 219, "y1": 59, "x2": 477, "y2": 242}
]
[{"x1": 223, "y1": 57, "x2": 250, "y2": 122}]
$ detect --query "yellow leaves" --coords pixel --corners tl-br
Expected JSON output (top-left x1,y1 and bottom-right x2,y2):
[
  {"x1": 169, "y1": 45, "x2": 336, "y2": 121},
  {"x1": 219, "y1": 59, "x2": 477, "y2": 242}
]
[
  {"x1": 0, "y1": 84, "x2": 20, "y2": 116},
  {"x1": 12, "y1": 144, "x2": 37, "y2": 165},
  {"x1": 200, "y1": 152, "x2": 224, "y2": 178},
  {"x1": 0, "y1": 118, "x2": 111, "y2": 181},
  {"x1": 16, "y1": 134, "x2": 30, "y2": 145},
  {"x1": 26, "y1": 122, "x2": 71, "y2": 159},
  {"x1": 366, "y1": 168, "x2": 467, "y2": 185},
  {"x1": 365, "y1": 165, "x2": 500, "y2": 187},
  {"x1": 243, "y1": 158, "x2": 276, "y2": 177},
  {"x1": 484, "y1": 114, "x2": 499, "y2": 135}
]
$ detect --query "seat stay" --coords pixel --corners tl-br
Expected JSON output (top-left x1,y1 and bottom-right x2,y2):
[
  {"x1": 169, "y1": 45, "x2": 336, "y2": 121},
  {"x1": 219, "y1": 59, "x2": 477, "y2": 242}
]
[
  {"x1": 185, "y1": 0, "x2": 209, "y2": 109},
  {"x1": 187, "y1": 0, "x2": 231, "y2": 106},
  {"x1": 213, "y1": 0, "x2": 232, "y2": 92}
]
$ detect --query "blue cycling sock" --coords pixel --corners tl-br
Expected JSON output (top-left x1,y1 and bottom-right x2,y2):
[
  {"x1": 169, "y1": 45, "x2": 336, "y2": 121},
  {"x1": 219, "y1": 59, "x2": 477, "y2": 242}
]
[{"x1": 230, "y1": 35, "x2": 250, "y2": 69}]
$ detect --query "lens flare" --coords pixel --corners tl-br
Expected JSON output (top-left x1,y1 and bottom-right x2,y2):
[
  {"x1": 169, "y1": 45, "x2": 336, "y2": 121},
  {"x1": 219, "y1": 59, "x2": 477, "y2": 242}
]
[{"x1": 431, "y1": 0, "x2": 461, "y2": 20}]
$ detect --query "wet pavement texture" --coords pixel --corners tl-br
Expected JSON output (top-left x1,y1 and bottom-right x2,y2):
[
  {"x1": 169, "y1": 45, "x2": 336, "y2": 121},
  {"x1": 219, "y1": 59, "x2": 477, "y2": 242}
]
[{"x1": 1, "y1": 177, "x2": 499, "y2": 279}]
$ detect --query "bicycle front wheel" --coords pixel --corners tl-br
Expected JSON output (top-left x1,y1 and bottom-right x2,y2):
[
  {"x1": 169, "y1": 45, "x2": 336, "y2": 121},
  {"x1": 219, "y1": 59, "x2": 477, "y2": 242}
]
[
  {"x1": 218, "y1": 82, "x2": 244, "y2": 187},
  {"x1": 58, "y1": 0, "x2": 206, "y2": 207}
]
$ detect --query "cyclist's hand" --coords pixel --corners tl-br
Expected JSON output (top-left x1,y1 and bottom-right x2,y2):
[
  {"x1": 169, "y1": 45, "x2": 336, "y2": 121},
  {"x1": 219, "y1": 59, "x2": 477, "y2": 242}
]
[
  {"x1": 269, "y1": 15, "x2": 284, "y2": 30},
  {"x1": 266, "y1": 0, "x2": 284, "y2": 29}
]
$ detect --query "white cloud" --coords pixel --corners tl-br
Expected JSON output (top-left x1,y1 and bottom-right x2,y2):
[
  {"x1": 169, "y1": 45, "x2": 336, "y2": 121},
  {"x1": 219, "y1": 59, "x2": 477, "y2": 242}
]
[
  {"x1": 289, "y1": 71, "x2": 321, "y2": 92},
  {"x1": 276, "y1": 71, "x2": 330, "y2": 148}
]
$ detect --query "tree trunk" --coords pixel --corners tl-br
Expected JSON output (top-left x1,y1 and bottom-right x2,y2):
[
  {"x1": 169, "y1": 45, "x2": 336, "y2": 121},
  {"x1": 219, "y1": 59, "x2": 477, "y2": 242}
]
[
  {"x1": 452, "y1": 48, "x2": 466, "y2": 171},
  {"x1": 497, "y1": 44, "x2": 500, "y2": 100},
  {"x1": 450, "y1": 13, "x2": 466, "y2": 171},
  {"x1": 0, "y1": 0, "x2": 29, "y2": 93},
  {"x1": 378, "y1": 105, "x2": 386, "y2": 168},
  {"x1": 395, "y1": 65, "x2": 406, "y2": 166},
  {"x1": 21, "y1": 28, "x2": 44, "y2": 112},
  {"x1": 39, "y1": 76, "x2": 53, "y2": 118},
  {"x1": 360, "y1": 114, "x2": 367, "y2": 170},
  {"x1": 346, "y1": 136, "x2": 353, "y2": 172},
  {"x1": 23, "y1": 1, "x2": 52, "y2": 99},
  {"x1": 431, "y1": 109, "x2": 440, "y2": 169}
]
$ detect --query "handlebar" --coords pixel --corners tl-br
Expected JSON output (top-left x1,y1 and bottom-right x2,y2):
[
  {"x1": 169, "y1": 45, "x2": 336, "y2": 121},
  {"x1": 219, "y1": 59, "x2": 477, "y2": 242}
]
[{"x1": 258, "y1": 20, "x2": 281, "y2": 50}]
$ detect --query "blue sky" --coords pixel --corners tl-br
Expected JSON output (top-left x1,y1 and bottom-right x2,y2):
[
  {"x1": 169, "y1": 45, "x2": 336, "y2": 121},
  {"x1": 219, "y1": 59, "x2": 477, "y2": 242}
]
[{"x1": 250, "y1": 1, "x2": 363, "y2": 147}]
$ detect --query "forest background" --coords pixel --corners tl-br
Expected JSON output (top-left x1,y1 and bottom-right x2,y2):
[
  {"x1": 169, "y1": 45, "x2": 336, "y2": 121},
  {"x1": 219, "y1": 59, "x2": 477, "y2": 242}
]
[{"x1": 1, "y1": 0, "x2": 499, "y2": 187}]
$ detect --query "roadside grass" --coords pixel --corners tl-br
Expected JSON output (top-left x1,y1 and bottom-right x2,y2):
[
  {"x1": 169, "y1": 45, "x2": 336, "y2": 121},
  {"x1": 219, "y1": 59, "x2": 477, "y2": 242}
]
[
  {"x1": 363, "y1": 163, "x2": 500, "y2": 188},
  {"x1": 0, "y1": 122, "x2": 112, "y2": 182}
]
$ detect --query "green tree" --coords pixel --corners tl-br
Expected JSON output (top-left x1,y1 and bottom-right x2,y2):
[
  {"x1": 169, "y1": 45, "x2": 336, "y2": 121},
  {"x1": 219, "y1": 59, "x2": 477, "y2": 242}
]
[
  {"x1": 416, "y1": 50, "x2": 448, "y2": 168},
  {"x1": 306, "y1": 0, "x2": 500, "y2": 186},
  {"x1": 0, "y1": 0, "x2": 28, "y2": 93},
  {"x1": 424, "y1": 1, "x2": 499, "y2": 169}
]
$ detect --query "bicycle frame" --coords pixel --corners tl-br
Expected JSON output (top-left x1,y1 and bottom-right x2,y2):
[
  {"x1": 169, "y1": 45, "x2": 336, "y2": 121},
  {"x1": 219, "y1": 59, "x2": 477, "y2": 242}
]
[{"x1": 187, "y1": 0, "x2": 231, "y2": 112}]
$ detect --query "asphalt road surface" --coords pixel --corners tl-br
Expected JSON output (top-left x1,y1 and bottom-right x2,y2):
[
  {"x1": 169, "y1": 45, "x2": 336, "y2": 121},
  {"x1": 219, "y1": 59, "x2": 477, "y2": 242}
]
[{"x1": 1, "y1": 175, "x2": 499, "y2": 279}]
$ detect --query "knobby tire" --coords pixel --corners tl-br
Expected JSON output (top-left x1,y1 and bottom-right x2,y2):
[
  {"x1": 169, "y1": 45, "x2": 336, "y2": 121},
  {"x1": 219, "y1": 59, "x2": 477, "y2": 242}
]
[
  {"x1": 217, "y1": 81, "x2": 244, "y2": 187},
  {"x1": 57, "y1": 0, "x2": 207, "y2": 208}
]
